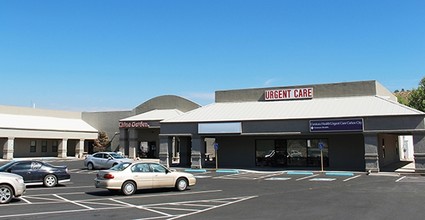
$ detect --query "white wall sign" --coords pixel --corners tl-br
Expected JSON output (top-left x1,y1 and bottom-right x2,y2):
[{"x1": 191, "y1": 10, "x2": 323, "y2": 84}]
[
  {"x1": 198, "y1": 122, "x2": 242, "y2": 134},
  {"x1": 265, "y1": 87, "x2": 313, "y2": 101}
]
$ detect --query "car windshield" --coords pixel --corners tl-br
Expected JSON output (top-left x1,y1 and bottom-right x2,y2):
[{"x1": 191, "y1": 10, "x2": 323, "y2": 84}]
[
  {"x1": 110, "y1": 152, "x2": 125, "y2": 159},
  {"x1": 0, "y1": 161, "x2": 15, "y2": 171},
  {"x1": 110, "y1": 162, "x2": 131, "y2": 171}
]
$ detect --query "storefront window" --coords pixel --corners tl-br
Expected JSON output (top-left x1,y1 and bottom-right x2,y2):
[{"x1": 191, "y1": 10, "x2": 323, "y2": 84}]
[
  {"x1": 255, "y1": 140, "x2": 275, "y2": 166},
  {"x1": 42, "y1": 141, "x2": 47, "y2": 152},
  {"x1": 30, "y1": 140, "x2": 36, "y2": 153},
  {"x1": 52, "y1": 141, "x2": 58, "y2": 153},
  {"x1": 307, "y1": 139, "x2": 329, "y2": 167}
]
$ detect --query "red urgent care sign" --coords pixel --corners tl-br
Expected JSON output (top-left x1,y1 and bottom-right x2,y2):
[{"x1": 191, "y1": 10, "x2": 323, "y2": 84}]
[
  {"x1": 265, "y1": 87, "x2": 313, "y2": 101},
  {"x1": 119, "y1": 121, "x2": 150, "y2": 128}
]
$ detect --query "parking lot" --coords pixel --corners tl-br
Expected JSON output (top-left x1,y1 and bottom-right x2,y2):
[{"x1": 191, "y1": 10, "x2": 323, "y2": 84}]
[{"x1": 1, "y1": 159, "x2": 425, "y2": 220}]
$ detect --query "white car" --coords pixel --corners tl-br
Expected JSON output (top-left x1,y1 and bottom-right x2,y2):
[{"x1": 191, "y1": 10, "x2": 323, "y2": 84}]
[
  {"x1": 0, "y1": 172, "x2": 26, "y2": 204},
  {"x1": 94, "y1": 161, "x2": 196, "y2": 196},
  {"x1": 84, "y1": 152, "x2": 133, "y2": 170}
]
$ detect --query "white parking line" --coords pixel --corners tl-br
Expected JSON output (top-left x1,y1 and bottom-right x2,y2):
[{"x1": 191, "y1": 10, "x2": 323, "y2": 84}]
[
  {"x1": 194, "y1": 175, "x2": 212, "y2": 178},
  {"x1": 0, "y1": 207, "x2": 95, "y2": 219},
  {"x1": 396, "y1": 176, "x2": 407, "y2": 182},
  {"x1": 296, "y1": 174, "x2": 319, "y2": 181},
  {"x1": 110, "y1": 198, "x2": 173, "y2": 217},
  {"x1": 166, "y1": 196, "x2": 258, "y2": 220},
  {"x1": 26, "y1": 185, "x2": 93, "y2": 191},
  {"x1": 265, "y1": 177, "x2": 291, "y2": 181},
  {"x1": 343, "y1": 175, "x2": 361, "y2": 182},
  {"x1": 0, "y1": 190, "x2": 225, "y2": 218},
  {"x1": 20, "y1": 197, "x2": 32, "y2": 204},
  {"x1": 309, "y1": 178, "x2": 336, "y2": 182},
  {"x1": 53, "y1": 194, "x2": 94, "y2": 210},
  {"x1": 154, "y1": 206, "x2": 200, "y2": 212}
]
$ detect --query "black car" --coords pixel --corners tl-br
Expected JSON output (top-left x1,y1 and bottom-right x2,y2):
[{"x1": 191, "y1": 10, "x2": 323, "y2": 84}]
[{"x1": 0, "y1": 160, "x2": 71, "y2": 187}]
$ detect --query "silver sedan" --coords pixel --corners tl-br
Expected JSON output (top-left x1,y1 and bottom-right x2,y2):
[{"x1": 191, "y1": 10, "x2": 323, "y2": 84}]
[
  {"x1": 84, "y1": 152, "x2": 133, "y2": 170},
  {"x1": 94, "y1": 162, "x2": 196, "y2": 196},
  {"x1": 0, "y1": 172, "x2": 26, "y2": 204}
]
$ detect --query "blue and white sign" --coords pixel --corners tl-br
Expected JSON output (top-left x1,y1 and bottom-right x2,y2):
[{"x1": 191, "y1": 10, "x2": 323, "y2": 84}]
[
  {"x1": 318, "y1": 142, "x2": 325, "y2": 150},
  {"x1": 310, "y1": 118, "x2": 364, "y2": 132},
  {"x1": 214, "y1": 142, "x2": 219, "y2": 151}
]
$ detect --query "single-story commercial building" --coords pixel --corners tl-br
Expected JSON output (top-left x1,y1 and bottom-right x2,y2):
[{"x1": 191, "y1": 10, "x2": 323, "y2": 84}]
[
  {"x1": 159, "y1": 80, "x2": 425, "y2": 172},
  {"x1": 1, "y1": 95, "x2": 200, "y2": 161},
  {"x1": 0, "y1": 105, "x2": 98, "y2": 159}
]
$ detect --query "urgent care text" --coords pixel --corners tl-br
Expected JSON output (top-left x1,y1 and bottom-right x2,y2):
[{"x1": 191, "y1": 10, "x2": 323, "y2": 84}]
[{"x1": 265, "y1": 87, "x2": 313, "y2": 101}]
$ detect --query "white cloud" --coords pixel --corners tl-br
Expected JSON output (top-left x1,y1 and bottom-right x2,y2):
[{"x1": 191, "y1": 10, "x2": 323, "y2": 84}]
[{"x1": 263, "y1": 78, "x2": 279, "y2": 87}]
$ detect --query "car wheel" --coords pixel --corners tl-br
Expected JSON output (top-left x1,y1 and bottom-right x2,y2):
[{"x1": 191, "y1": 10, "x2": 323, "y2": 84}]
[
  {"x1": 44, "y1": 174, "x2": 58, "y2": 187},
  {"x1": 0, "y1": 184, "x2": 13, "y2": 204},
  {"x1": 121, "y1": 181, "x2": 136, "y2": 196},
  {"x1": 87, "y1": 162, "x2": 94, "y2": 170},
  {"x1": 175, "y1": 178, "x2": 188, "y2": 191}
]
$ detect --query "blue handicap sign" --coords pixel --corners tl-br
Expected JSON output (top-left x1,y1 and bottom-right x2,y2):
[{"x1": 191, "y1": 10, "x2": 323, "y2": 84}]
[
  {"x1": 214, "y1": 143, "x2": 219, "y2": 151},
  {"x1": 318, "y1": 142, "x2": 325, "y2": 150}
]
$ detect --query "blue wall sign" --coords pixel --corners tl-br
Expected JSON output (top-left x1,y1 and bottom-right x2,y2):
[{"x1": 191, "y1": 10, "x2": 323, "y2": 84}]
[{"x1": 310, "y1": 118, "x2": 364, "y2": 132}]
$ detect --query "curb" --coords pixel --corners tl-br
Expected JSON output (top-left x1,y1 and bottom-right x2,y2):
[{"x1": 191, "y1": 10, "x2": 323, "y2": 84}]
[
  {"x1": 216, "y1": 169, "x2": 240, "y2": 174},
  {"x1": 184, "y1": 169, "x2": 207, "y2": 173},
  {"x1": 325, "y1": 172, "x2": 354, "y2": 177},
  {"x1": 287, "y1": 171, "x2": 314, "y2": 175}
]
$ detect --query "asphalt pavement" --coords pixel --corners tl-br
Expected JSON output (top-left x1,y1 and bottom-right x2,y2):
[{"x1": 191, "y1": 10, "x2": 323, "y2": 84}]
[{"x1": 1, "y1": 159, "x2": 425, "y2": 220}]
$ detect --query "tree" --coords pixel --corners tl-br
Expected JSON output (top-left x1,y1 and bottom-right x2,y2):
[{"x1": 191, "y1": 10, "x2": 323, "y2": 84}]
[
  {"x1": 408, "y1": 77, "x2": 425, "y2": 112},
  {"x1": 93, "y1": 131, "x2": 109, "y2": 152}
]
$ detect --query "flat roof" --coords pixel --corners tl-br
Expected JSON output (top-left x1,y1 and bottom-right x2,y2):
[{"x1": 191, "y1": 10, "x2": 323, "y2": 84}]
[{"x1": 163, "y1": 96, "x2": 424, "y2": 123}]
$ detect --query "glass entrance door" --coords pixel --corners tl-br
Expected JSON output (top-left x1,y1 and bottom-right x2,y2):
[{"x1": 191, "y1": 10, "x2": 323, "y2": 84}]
[
  {"x1": 287, "y1": 140, "x2": 307, "y2": 166},
  {"x1": 255, "y1": 140, "x2": 287, "y2": 167}
]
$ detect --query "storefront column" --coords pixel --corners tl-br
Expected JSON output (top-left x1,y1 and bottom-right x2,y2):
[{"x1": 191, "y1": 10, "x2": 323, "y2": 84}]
[
  {"x1": 3, "y1": 137, "x2": 14, "y2": 160},
  {"x1": 179, "y1": 137, "x2": 191, "y2": 166},
  {"x1": 159, "y1": 136, "x2": 172, "y2": 167},
  {"x1": 75, "y1": 139, "x2": 85, "y2": 158},
  {"x1": 58, "y1": 139, "x2": 68, "y2": 158},
  {"x1": 191, "y1": 136, "x2": 205, "y2": 169},
  {"x1": 364, "y1": 134, "x2": 379, "y2": 172},
  {"x1": 128, "y1": 128, "x2": 138, "y2": 159},
  {"x1": 413, "y1": 133, "x2": 425, "y2": 173},
  {"x1": 119, "y1": 128, "x2": 128, "y2": 155}
]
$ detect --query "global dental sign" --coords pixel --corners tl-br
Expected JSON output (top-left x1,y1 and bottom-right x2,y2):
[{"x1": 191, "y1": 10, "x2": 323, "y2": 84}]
[
  {"x1": 119, "y1": 121, "x2": 150, "y2": 128},
  {"x1": 265, "y1": 87, "x2": 313, "y2": 101}
]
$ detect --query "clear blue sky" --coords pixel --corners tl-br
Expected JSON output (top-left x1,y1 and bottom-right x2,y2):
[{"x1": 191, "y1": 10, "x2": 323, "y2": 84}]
[{"x1": 1, "y1": 0, "x2": 424, "y2": 111}]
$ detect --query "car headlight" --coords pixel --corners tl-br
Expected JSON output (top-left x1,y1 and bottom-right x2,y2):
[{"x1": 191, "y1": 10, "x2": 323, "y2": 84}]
[{"x1": 15, "y1": 178, "x2": 25, "y2": 184}]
